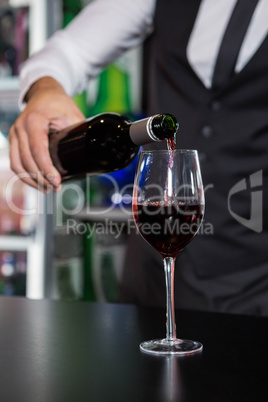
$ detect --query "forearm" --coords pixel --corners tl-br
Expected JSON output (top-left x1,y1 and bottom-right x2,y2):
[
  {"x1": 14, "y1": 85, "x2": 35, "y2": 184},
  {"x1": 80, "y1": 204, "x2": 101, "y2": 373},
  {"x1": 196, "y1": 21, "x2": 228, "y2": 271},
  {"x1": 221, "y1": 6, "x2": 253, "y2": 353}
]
[
  {"x1": 23, "y1": 77, "x2": 66, "y2": 103},
  {"x1": 19, "y1": 0, "x2": 156, "y2": 110}
]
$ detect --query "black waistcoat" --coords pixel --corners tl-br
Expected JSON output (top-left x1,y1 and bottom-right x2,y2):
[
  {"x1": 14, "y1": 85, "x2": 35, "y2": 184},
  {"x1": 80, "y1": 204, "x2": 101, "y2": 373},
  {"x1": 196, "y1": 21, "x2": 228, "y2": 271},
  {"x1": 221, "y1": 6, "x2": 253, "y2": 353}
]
[{"x1": 145, "y1": 0, "x2": 268, "y2": 278}]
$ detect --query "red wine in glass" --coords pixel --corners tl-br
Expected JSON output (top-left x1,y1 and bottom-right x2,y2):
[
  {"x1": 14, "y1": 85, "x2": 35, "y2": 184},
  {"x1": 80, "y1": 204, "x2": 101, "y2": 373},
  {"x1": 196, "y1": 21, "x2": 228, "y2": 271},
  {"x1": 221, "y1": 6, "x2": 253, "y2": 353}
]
[
  {"x1": 132, "y1": 149, "x2": 205, "y2": 355},
  {"x1": 133, "y1": 202, "x2": 204, "y2": 259}
]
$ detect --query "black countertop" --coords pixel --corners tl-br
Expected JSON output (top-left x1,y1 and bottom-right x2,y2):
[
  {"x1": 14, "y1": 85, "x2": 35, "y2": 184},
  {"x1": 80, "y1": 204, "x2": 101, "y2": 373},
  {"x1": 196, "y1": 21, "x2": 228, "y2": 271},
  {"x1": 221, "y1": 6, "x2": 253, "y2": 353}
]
[{"x1": 0, "y1": 297, "x2": 267, "y2": 402}]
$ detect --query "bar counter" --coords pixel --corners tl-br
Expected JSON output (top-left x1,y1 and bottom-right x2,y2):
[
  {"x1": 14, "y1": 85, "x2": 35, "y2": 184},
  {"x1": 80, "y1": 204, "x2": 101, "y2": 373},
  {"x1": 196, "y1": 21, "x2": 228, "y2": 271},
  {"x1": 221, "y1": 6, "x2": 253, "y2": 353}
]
[{"x1": 0, "y1": 296, "x2": 267, "y2": 401}]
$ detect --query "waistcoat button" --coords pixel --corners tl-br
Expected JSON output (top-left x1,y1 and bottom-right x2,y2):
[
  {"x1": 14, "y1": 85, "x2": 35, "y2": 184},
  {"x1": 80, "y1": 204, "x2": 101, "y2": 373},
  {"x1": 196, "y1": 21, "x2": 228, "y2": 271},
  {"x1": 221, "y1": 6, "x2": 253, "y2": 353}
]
[
  {"x1": 198, "y1": 152, "x2": 207, "y2": 162},
  {"x1": 211, "y1": 100, "x2": 221, "y2": 111},
  {"x1": 201, "y1": 125, "x2": 213, "y2": 138}
]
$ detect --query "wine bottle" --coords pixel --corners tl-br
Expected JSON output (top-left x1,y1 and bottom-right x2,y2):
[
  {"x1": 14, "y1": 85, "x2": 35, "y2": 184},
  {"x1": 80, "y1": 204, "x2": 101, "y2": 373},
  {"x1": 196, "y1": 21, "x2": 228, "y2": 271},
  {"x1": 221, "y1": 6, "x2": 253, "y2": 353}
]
[{"x1": 49, "y1": 112, "x2": 178, "y2": 181}]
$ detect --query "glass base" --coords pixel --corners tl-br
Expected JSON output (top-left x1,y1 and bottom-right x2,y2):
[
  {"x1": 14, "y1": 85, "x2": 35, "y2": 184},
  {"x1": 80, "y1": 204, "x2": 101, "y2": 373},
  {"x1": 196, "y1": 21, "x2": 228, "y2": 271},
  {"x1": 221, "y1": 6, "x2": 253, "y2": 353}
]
[{"x1": 140, "y1": 338, "x2": 203, "y2": 356}]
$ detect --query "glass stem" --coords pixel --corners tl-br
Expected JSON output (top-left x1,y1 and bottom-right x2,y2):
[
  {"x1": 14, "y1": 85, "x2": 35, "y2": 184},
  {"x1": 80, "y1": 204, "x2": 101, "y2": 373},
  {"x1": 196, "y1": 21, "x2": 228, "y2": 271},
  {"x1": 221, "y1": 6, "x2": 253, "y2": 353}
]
[{"x1": 163, "y1": 257, "x2": 177, "y2": 341}]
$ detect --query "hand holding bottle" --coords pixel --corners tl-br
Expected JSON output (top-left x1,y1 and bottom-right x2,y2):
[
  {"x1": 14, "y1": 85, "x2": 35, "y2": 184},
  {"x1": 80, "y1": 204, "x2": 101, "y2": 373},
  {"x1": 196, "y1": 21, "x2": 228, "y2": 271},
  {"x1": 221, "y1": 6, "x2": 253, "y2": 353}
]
[{"x1": 8, "y1": 77, "x2": 85, "y2": 193}]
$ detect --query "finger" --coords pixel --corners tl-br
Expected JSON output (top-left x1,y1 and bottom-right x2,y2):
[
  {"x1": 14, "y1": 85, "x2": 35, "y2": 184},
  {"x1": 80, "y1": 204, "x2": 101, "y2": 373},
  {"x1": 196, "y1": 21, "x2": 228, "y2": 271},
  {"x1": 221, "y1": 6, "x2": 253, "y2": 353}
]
[
  {"x1": 9, "y1": 129, "x2": 54, "y2": 193},
  {"x1": 9, "y1": 124, "x2": 37, "y2": 187},
  {"x1": 13, "y1": 121, "x2": 55, "y2": 191},
  {"x1": 25, "y1": 116, "x2": 62, "y2": 188},
  {"x1": 17, "y1": 129, "x2": 51, "y2": 188}
]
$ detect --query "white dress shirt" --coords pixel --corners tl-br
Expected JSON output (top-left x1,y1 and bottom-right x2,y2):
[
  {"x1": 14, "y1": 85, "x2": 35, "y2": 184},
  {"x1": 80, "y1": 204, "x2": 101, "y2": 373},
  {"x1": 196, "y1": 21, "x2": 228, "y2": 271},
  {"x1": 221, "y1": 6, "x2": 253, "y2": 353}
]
[{"x1": 19, "y1": 0, "x2": 268, "y2": 108}]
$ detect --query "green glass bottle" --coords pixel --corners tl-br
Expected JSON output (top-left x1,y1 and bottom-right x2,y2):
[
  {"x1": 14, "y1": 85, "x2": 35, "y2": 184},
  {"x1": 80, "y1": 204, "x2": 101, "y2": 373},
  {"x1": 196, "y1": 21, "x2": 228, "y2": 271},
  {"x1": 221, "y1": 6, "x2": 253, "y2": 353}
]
[
  {"x1": 62, "y1": 0, "x2": 87, "y2": 114},
  {"x1": 49, "y1": 112, "x2": 179, "y2": 181},
  {"x1": 88, "y1": 62, "x2": 131, "y2": 116},
  {"x1": 62, "y1": 0, "x2": 96, "y2": 302}
]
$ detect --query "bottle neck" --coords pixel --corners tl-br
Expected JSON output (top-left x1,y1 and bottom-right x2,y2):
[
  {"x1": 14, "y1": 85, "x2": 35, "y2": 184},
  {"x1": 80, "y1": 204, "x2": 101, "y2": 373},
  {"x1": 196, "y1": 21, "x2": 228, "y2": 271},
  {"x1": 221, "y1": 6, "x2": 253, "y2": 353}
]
[
  {"x1": 129, "y1": 114, "x2": 178, "y2": 146},
  {"x1": 129, "y1": 116, "x2": 161, "y2": 146}
]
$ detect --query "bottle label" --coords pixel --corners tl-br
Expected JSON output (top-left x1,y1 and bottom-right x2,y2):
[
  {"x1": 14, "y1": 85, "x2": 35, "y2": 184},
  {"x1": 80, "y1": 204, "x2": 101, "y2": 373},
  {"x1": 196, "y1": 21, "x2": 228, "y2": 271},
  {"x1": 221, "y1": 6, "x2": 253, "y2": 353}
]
[{"x1": 129, "y1": 115, "x2": 160, "y2": 145}]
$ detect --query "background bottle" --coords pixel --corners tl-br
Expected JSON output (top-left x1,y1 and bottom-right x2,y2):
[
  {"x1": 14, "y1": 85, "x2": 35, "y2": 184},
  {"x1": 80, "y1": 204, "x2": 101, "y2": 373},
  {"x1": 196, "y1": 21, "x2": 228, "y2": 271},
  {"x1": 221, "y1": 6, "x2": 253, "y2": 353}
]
[{"x1": 49, "y1": 112, "x2": 178, "y2": 181}]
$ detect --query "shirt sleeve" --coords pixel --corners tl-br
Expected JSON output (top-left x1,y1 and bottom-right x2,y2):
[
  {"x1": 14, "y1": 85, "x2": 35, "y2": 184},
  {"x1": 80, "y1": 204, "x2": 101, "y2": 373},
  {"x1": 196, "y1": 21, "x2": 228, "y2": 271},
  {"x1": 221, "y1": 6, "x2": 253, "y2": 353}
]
[{"x1": 19, "y1": 0, "x2": 156, "y2": 109}]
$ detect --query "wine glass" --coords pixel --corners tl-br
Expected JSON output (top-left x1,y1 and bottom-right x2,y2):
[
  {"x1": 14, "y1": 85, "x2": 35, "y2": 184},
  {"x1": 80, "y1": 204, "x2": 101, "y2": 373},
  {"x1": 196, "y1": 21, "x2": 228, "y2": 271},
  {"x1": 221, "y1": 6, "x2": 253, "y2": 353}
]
[{"x1": 132, "y1": 149, "x2": 205, "y2": 355}]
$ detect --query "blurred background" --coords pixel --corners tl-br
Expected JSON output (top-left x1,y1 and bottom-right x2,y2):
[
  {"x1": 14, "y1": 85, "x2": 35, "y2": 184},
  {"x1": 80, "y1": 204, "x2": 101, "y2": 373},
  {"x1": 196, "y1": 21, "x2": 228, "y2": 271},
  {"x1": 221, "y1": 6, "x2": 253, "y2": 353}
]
[{"x1": 0, "y1": 0, "x2": 146, "y2": 301}]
